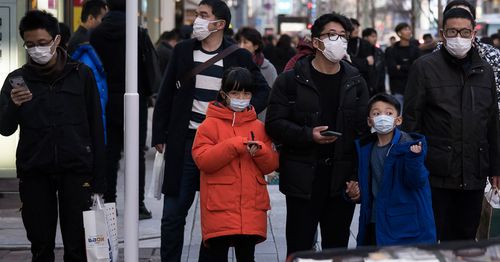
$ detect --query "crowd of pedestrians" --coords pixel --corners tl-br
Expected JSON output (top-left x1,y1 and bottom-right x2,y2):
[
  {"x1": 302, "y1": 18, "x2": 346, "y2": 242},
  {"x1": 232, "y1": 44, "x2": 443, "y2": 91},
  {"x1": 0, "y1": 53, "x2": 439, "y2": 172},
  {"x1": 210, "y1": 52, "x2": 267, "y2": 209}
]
[{"x1": 1, "y1": 0, "x2": 500, "y2": 261}]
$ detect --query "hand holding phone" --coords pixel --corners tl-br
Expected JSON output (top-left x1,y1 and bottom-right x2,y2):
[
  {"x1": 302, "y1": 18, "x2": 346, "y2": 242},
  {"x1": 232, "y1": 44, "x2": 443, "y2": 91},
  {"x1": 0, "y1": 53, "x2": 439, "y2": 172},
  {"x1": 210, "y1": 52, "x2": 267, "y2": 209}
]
[{"x1": 9, "y1": 76, "x2": 32, "y2": 106}]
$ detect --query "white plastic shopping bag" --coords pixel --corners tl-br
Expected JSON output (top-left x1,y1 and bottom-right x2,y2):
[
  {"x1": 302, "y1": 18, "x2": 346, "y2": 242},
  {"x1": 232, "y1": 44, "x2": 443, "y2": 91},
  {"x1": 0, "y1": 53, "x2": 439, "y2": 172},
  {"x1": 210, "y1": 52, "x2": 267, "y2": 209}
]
[
  {"x1": 83, "y1": 195, "x2": 110, "y2": 262},
  {"x1": 147, "y1": 150, "x2": 165, "y2": 200}
]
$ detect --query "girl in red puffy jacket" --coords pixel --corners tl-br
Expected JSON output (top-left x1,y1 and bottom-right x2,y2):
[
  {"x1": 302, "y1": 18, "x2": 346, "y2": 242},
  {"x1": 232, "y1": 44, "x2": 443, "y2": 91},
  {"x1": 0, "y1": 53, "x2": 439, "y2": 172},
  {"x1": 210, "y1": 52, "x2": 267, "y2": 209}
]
[{"x1": 192, "y1": 67, "x2": 279, "y2": 261}]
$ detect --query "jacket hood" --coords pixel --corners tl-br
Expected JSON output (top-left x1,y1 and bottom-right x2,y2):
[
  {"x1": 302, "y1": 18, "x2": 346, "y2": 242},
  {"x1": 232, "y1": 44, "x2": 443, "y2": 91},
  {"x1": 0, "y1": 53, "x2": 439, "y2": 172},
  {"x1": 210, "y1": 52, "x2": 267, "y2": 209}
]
[
  {"x1": 97, "y1": 11, "x2": 125, "y2": 40},
  {"x1": 206, "y1": 102, "x2": 257, "y2": 126}
]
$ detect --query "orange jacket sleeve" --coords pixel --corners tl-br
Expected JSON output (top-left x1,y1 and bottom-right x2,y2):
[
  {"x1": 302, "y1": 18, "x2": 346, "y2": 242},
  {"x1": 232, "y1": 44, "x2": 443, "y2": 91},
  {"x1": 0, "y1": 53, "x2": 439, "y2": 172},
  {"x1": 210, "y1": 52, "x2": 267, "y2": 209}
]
[
  {"x1": 192, "y1": 123, "x2": 248, "y2": 174},
  {"x1": 251, "y1": 134, "x2": 279, "y2": 174}
]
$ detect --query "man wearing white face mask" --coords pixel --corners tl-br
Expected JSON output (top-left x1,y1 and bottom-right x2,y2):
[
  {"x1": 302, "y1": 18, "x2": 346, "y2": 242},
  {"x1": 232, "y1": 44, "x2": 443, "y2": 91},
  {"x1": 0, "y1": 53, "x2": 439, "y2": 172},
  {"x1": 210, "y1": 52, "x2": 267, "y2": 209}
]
[
  {"x1": 266, "y1": 13, "x2": 369, "y2": 255},
  {"x1": 152, "y1": 0, "x2": 270, "y2": 260},
  {"x1": 404, "y1": 8, "x2": 500, "y2": 242},
  {"x1": 0, "y1": 10, "x2": 105, "y2": 261}
]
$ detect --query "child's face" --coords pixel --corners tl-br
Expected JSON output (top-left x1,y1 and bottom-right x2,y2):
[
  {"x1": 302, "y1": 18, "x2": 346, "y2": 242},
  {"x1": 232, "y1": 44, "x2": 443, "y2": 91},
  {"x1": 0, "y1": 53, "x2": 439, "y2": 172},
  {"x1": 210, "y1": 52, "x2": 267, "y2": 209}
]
[
  {"x1": 224, "y1": 90, "x2": 252, "y2": 103},
  {"x1": 367, "y1": 101, "x2": 402, "y2": 128}
]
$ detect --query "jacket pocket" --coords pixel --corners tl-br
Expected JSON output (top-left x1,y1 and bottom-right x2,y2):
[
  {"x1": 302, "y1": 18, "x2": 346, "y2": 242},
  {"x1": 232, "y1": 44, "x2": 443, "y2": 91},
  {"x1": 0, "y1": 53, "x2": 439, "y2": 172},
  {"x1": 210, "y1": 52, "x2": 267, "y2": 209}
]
[
  {"x1": 279, "y1": 155, "x2": 316, "y2": 197},
  {"x1": 55, "y1": 85, "x2": 86, "y2": 125},
  {"x1": 255, "y1": 175, "x2": 270, "y2": 210},
  {"x1": 478, "y1": 142, "x2": 490, "y2": 178},
  {"x1": 426, "y1": 143, "x2": 453, "y2": 177},
  {"x1": 206, "y1": 175, "x2": 238, "y2": 211},
  {"x1": 386, "y1": 204, "x2": 420, "y2": 238}
]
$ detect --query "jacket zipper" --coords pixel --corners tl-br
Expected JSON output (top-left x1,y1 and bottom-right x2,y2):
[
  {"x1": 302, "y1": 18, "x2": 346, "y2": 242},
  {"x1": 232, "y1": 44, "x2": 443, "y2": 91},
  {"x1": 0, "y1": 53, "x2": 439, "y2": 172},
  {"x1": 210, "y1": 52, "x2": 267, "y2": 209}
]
[{"x1": 471, "y1": 85, "x2": 476, "y2": 113}]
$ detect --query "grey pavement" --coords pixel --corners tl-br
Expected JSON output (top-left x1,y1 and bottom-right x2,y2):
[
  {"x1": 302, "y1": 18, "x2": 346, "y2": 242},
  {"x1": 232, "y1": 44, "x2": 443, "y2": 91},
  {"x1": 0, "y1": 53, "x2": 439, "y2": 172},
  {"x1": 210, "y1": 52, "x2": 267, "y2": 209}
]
[{"x1": 0, "y1": 109, "x2": 360, "y2": 261}]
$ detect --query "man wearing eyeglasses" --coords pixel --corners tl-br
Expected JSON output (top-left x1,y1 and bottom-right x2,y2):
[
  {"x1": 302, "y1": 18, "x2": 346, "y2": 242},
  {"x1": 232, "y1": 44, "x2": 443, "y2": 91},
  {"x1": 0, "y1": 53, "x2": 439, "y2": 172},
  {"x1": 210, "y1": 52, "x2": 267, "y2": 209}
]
[
  {"x1": 403, "y1": 8, "x2": 500, "y2": 242},
  {"x1": 0, "y1": 10, "x2": 105, "y2": 261},
  {"x1": 266, "y1": 13, "x2": 368, "y2": 255}
]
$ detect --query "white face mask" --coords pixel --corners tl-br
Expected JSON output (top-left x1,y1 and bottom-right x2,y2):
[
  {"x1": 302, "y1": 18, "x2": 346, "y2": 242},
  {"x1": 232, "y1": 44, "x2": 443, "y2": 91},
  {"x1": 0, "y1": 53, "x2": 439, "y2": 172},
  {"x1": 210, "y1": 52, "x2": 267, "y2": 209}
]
[
  {"x1": 27, "y1": 39, "x2": 57, "y2": 65},
  {"x1": 192, "y1": 17, "x2": 219, "y2": 41},
  {"x1": 229, "y1": 98, "x2": 250, "y2": 112},
  {"x1": 371, "y1": 115, "x2": 396, "y2": 134},
  {"x1": 317, "y1": 37, "x2": 347, "y2": 63},
  {"x1": 444, "y1": 36, "x2": 472, "y2": 58}
]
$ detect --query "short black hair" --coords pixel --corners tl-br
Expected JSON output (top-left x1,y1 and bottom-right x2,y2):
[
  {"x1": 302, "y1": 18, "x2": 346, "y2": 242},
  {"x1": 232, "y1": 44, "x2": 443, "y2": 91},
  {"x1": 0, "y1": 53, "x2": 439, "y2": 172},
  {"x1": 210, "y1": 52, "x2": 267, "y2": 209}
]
[
  {"x1": 491, "y1": 33, "x2": 500, "y2": 41},
  {"x1": 350, "y1": 18, "x2": 360, "y2": 27},
  {"x1": 81, "y1": 0, "x2": 107, "y2": 23},
  {"x1": 199, "y1": 0, "x2": 231, "y2": 31},
  {"x1": 156, "y1": 29, "x2": 180, "y2": 46},
  {"x1": 58, "y1": 22, "x2": 71, "y2": 48},
  {"x1": 367, "y1": 93, "x2": 401, "y2": 116},
  {"x1": 395, "y1": 22, "x2": 410, "y2": 33},
  {"x1": 362, "y1": 28, "x2": 377, "y2": 38},
  {"x1": 423, "y1": 33, "x2": 433, "y2": 40},
  {"x1": 19, "y1": 10, "x2": 60, "y2": 39},
  {"x1": 234, "y1": 27, "x2": 264, "y2": 53},
  {"x1": 444, "y1": 0, "x2": 476, "y2": 20},
  {"x1": 217, "y1": 67, "x2": 255, "y2": 103},
  {"x1": 107, "y1": 0, "x2": 125, "y2": 11},
  {"x1": 311, "y1": 13, "x2": 352, "y2": 38},
  {"x1": 480, "y1": 36, "x2": 493, "y2": 45},
  {"x1": 442, "y1": 7, "x2": 475, "y2": 29}
]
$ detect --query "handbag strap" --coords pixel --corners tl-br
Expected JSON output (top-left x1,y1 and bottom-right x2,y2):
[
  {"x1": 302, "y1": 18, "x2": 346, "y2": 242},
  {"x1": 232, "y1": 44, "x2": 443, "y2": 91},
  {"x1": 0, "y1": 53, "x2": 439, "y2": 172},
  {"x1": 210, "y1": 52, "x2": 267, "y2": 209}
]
[{"x1": 181, "y1": 44, "x2": 240, "y2": 85}]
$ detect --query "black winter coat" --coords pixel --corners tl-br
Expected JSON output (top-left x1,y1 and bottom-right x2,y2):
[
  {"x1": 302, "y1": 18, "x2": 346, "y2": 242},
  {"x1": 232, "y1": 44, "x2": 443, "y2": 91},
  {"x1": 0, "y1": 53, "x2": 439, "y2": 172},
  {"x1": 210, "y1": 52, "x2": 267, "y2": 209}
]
[
  {"x1": 151, "y1": 37, "x2": 270, "y2": 196},
  {"x1": 385, "y1": 41, "x2": 420, "y2": 95},
  {"x1": 403, "y1": 47, "x2": 500, "y2": 190},
  {"x1": 0, "y1": 61, "x2": 106, "y2": 193},
  {"x1": 265, "y1": 57, "x2": 369, "y2": 199}
]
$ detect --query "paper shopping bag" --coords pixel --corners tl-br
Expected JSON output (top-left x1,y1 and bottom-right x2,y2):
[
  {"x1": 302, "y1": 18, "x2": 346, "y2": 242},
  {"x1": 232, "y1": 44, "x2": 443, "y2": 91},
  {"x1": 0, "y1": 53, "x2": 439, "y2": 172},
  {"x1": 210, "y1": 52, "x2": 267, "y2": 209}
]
[
  {"x1": 83, "y1": 207, "x2": 110, "y2": 261},
  {"x1": 147, "y1": 150, "x2": 165, "y2": 200},
  {"x1": 477, "y1": 189, "x2": 500, "y2": 240}
]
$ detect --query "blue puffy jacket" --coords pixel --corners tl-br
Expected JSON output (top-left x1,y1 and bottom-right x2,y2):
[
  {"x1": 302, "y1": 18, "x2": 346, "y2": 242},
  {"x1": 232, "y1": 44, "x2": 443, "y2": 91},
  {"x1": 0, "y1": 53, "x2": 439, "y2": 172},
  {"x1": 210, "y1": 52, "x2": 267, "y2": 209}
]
[
  {"x1": 355, "y1": 128, "x2": 436, "y2": 246},
  {"x1": 71, "y1": 44, "x2": 108, "y2": 144}
]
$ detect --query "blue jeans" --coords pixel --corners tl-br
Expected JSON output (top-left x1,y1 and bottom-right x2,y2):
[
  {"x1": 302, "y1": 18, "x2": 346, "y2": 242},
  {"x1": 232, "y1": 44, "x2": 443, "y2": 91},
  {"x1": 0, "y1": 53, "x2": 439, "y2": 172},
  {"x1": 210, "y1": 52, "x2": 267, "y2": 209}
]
[{"x1": 160, "y1": 139, "x2": 200, "y2": 262}]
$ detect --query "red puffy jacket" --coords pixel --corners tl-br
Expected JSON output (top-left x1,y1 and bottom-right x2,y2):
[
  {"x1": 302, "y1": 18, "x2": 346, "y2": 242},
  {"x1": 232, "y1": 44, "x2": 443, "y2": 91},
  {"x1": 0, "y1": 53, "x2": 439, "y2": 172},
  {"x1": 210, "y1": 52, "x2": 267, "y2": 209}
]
[{"x1": 192, "y1": 102, "x2": 279, "y2": 244}]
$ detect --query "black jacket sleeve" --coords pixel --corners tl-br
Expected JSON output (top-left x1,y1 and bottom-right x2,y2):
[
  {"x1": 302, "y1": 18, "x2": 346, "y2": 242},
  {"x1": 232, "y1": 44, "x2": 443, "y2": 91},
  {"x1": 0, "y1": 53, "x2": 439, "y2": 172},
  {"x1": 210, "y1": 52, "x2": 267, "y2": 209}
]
[
  {"x1": 265, "y1": 72, "x2": 314, "y2": 147},
  {"x1": 151, "y1": 43, "x2": 179, "y2": 147},
  {"x1": 402, "y1": 60, "x2": 426, "y2": 133},
  {"x1": 487, "y1": 71, "x2": 500, "y2": 177},
  {"x1": 0, "y1": 75, "x2": 19, "y2": 136},
  {"x1": 82, "y1": 65, "x2": 106, "y2": 193}
]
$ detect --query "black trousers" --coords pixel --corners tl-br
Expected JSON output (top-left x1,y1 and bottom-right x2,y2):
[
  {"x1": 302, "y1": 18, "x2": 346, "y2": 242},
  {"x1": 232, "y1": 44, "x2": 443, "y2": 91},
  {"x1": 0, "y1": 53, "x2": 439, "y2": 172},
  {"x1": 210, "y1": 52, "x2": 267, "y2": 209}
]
[
  {"x1": 104, "y1": 94, "x2": 148, "y2": 203},
  {"x1": 431, "y1": 187, "x2": 484, "y2": 242},
  {"x1": 285, "y1": 163, "x2": 355, "y2": 256},
  {"x1": 203, "y1": 235, "x2": 257, "y2": 262},
  {"x1": 19, "y1": 174, "x2": 92, "y2": 262}
]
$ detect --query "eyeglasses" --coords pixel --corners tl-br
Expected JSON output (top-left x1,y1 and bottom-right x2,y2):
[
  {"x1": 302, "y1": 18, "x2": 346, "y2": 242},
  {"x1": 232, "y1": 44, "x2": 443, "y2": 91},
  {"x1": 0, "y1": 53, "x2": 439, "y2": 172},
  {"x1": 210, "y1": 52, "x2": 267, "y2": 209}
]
[
  {"x1": 443, "y1": 28, "x2": 473, "y2": 38},
  {"x1": 23, "y1": 40, "x2": 54, "y2": 49},
  {"x1": 319, "y1": 32, "x2": 349, "y2": 43}
]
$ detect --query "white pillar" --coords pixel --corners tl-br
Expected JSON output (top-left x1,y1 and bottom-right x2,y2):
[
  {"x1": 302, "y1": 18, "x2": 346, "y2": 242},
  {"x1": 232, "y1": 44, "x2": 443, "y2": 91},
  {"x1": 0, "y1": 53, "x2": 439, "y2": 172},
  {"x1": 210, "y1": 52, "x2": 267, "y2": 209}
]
[{"x1": 124, "y1": 0, "x2": 139, "y2": 261}]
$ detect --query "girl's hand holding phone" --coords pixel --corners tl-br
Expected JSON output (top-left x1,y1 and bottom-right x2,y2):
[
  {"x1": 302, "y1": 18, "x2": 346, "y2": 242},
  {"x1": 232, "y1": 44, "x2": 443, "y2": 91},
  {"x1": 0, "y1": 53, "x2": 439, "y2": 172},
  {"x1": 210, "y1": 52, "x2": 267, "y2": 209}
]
[{"x1": 247, "y1": 141, "x2": 261, "y2": 157}]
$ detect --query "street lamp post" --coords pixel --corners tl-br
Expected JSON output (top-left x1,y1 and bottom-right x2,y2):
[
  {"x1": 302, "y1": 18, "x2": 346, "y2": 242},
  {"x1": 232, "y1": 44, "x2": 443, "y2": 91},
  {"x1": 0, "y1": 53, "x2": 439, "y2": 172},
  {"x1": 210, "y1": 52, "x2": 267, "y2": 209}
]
[{"x1": 124, "y1": 0, "x2": 139, "y2": 261}]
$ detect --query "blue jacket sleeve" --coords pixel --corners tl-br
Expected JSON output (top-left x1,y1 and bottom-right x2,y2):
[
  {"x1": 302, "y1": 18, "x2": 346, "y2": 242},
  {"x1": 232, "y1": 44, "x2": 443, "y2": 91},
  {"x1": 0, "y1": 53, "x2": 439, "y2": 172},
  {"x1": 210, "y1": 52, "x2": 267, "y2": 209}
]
[{"x1": 403, "y1": 142, "x2": 429, "y2": 189}]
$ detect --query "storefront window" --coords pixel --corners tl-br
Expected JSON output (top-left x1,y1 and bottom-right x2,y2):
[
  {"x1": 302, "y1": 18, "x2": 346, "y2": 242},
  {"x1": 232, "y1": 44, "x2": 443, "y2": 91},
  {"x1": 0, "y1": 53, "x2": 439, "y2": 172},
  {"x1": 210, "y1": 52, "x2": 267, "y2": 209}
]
[{"x1": 32, "y1": 0, "x2": 65, "y2": 21}]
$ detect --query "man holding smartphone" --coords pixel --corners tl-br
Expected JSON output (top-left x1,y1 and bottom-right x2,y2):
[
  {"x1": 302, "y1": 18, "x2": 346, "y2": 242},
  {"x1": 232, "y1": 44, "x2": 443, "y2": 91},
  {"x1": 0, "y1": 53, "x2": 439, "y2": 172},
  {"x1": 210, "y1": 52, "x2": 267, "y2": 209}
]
[
  {"x1": 266, "y1": 13, "x2": 369, "y2": 255},
  {"x1": 0, "y1": 10, "x2": 105, "y2": 261}
]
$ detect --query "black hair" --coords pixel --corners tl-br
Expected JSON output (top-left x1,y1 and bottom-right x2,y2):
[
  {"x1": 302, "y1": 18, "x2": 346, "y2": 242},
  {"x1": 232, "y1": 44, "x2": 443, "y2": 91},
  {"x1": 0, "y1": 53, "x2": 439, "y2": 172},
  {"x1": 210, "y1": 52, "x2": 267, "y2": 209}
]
[
  {"x1": 19, "y1": 10, "x2": 60, "y2": 39},
  {"x1": 216, "y1": 67, "x2": 255, "y2": 103},
  {"x1": 444, "y1": 0, "x2": 476, "y2": 20},
  {"x1": 198, "y1": 0, "x2": 231, "y2": 31},
  {"x1": 156, "y1": 29, "x2": 180, "y2": 46},
  {"x1": 395, "y1": 22, "x2": 410, "y2": 33},
  {"x1": 423, "y1": 33, "x2": 433, "y2": 40},
  {"x1": 58, "y1": 22, "x2": 71, "y2": 49},
  {"x1": 179, "y1": 25, "x2": 193, "y2": 40},
  {"x1": 491, "y1": 33, "x2": 500, "y2": 41},
  {"x1": 350, "y1": 18, "x2": 360, "y2": 27},
  {"x1": 480, "y1": 36, "x2": 493, "y2": 45},
  {"x1": 81, "y1": 0, "x2": 107, "y2": 23},
  {"x1": 367, "y1": 93, "x2": 401, "y2": 116},
  {"x1": 362, "y1": 28, "x2": 377, "y2": 38},
  {"x1": 234, "y1": 27, "x2": 264, "y2": 53},
  {"x1": 107, "y1": 0, "x2": 125, "y2": 11},
  {"x1": 276, "y1": 34, "x2": 292, "y2": 48},
  {"x1": 311, "y1": 13, "x2": 353, "y2": 38},
  {"x1": 442, "y1": 8, "x2": 475, "y2": 29}
]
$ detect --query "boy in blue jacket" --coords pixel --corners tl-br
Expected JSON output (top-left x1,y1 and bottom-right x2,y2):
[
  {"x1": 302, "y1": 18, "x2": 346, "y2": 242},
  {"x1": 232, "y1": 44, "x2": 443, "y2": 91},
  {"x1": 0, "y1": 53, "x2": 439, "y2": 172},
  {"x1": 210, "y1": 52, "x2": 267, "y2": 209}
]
[{"x1": 353, "y1": 93, "x2": 436, "y2": 246}]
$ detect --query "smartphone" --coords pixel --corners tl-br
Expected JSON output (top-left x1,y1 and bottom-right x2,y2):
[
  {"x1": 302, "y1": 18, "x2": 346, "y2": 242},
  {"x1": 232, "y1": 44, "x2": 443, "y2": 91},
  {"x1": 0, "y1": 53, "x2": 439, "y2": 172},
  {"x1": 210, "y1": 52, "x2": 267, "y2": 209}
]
[
  {"x1": 9, "y1": 76, "x2": 29, "y2": 91},
  {"x1": 320, "y1": 130, "x2": 343, "y2": 137}
]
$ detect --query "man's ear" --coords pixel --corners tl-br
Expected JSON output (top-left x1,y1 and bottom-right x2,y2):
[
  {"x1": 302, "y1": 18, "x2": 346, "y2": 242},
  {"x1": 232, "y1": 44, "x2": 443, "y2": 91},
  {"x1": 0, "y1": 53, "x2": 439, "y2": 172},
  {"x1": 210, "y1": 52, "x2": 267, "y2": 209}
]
[
  {"x1": 54, "y1": 34, "x2": 61, "y2": 48},
  {"x1": 217, "y1": 20, "x2": 226, "y2": 31},
  {"x1": 312, "y1": 37, "x2": 320, "y2": 50}
]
